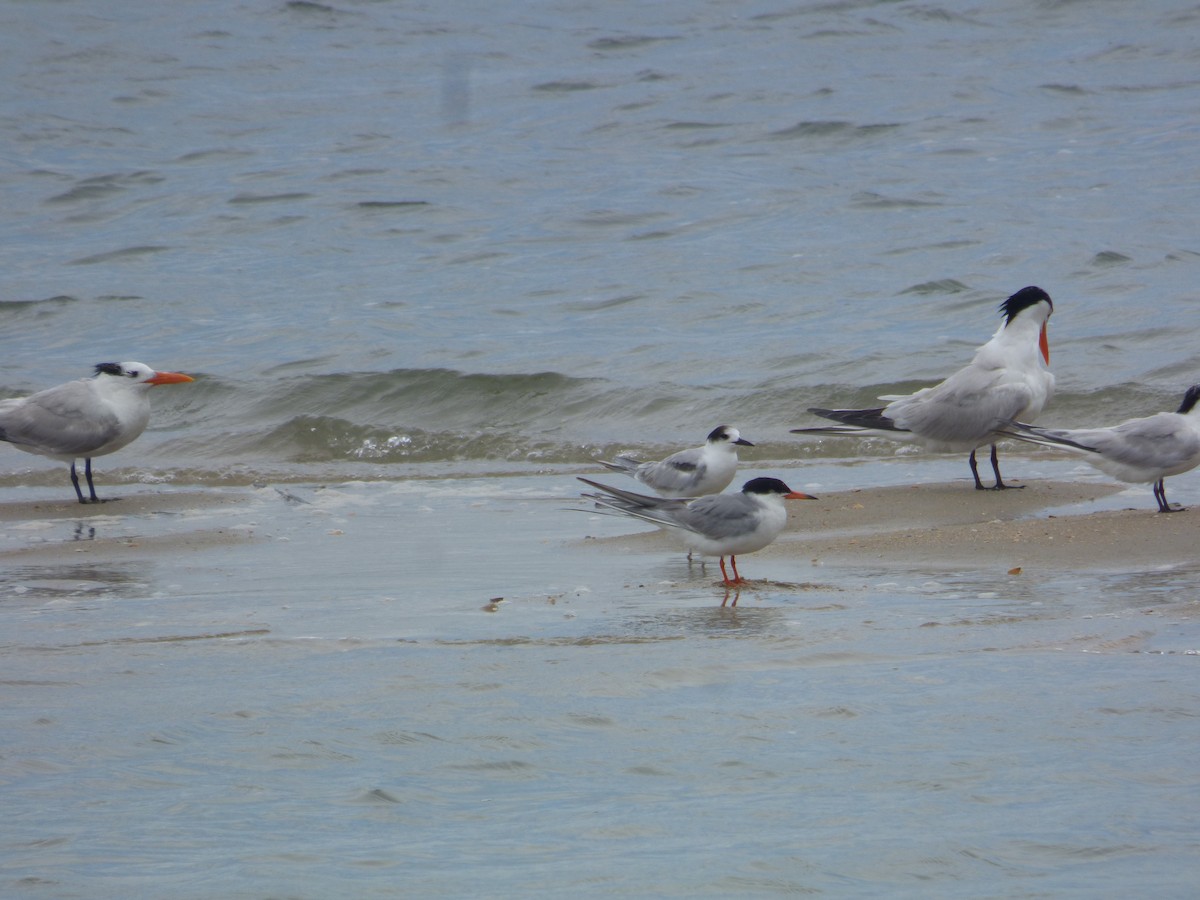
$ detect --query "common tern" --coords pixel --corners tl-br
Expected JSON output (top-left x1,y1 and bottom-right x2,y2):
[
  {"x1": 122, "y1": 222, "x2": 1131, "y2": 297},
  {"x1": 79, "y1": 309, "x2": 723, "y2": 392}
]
[
  {"x1": 579, "y1": 475, "x2": 816, "y2": 586},
  {"x1": 596, "y1": 425, "x2": 753, "y2": 498},
  {"x1": 997, "y1": 385, "x2": 1200, "y2": 513},
  {"x1": 0, "y1": 361, "x2": 194, "y2": 503},
  {"x1": 793, "y1": 286, "x2": 1054, "y2": 490}
]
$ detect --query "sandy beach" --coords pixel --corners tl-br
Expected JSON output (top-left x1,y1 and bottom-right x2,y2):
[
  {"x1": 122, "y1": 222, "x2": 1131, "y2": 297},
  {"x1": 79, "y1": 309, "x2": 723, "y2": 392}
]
[
  {"x1": 782, "y1": 480, "x2": 1194, "y2": 572},
  {"x1": 572, "y1": 476, "x2": 1199, "y2": 577},
  {"x1": 0, "y1": 490, "x2": 257, "y2": 563},
  {"x1": 2, "y1": 475, "x2": 1191, "y2": 576}
]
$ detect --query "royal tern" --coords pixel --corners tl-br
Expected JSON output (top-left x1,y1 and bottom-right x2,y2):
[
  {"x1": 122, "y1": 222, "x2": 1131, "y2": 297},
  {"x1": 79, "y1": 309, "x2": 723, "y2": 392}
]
[
  {"x1": 997, "y1": 385, "x2": 1200, "y2": 513},
  {"x1": 596, "y1": 425, "x2": 754, "y2": 498},
  {"x1": 792, "y1": 286, "x2": 1054, "y2": 490},
  {"x1": 579, "y1": 475, "x2": 816, "y2": 586},
  {"x1": 0, "y1": 361, "x2": 194, "y2": 503}
]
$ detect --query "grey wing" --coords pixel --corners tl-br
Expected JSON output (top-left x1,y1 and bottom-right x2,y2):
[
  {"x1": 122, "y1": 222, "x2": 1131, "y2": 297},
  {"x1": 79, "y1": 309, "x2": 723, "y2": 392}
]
[
  {"x1": 596, "y1": 454, "x2": 641, "y2": 476},
  {"x1": 1082, "y1": 416, "x2": 1200, "y2": 471},
  {"x1": 0, "y1": 383, "x2": 119, "y2": 456},
  {"x1": 637, "y1": 447, "x2": 706, "y2": 494},
  {"x1": 578, "y1": 477, "x2": 690, "y2": 528},
  {"x1": 890, "y1": 372, "x2": 1035, "y2": 443},
  {"x1": 675, "y1": 493, "x2": 757, "y2": 540}
]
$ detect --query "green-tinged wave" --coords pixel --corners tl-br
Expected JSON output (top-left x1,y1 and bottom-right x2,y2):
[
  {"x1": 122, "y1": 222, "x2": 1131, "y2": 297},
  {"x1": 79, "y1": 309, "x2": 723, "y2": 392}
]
[
  {"x1": 175, "y1": 368, "x2": 1190, "y2": 467},
  {"x1": 250, "y1": 415, "x2": 579, "y2": 464},
  {"x1": 5, "y1": 365, "x2": 1185, "y2": 486}
]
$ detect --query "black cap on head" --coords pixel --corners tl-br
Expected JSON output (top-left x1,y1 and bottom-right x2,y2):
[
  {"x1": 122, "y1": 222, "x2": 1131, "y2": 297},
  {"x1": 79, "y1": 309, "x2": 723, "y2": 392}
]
[
  {"x1": 1000, "y1": 286, "x2": 1052, "y2": 325},
  {"x1": 741, "y1": 477, "x2": 793, "y2": 496},
  {"x1": 707, "y1": 425, "x2": 735, "y2": 442},
  {"x1": 1176, "y1": 385, "x2": 1200, "y2": 415}
]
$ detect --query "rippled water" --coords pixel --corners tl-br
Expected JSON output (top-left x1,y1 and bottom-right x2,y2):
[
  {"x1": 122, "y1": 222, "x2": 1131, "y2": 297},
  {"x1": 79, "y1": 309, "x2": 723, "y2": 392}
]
[
  {"x1": 4, "y1": 0, "x2": 1200, "y2": 479},
  {"x1": 3, "y1": 0, "x2": 1200, "y2": 896}
]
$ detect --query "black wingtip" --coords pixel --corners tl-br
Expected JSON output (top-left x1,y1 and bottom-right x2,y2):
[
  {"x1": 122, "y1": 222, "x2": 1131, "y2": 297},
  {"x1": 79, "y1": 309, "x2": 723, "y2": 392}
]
[{"x1": 804, "y1": 406, "x2": 899, "y2": 431}]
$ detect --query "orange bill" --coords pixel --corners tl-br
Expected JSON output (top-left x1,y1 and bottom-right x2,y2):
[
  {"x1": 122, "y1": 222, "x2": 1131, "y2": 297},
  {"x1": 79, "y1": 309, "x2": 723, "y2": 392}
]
[{"x1": 146, "y1": 371, "x2": 195, "y2": 385}]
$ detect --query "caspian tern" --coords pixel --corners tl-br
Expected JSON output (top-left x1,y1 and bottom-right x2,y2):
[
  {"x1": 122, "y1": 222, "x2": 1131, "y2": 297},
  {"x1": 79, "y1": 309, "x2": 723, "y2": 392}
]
[
  {"x1": 997, "y1": 385, "x2": 1200, "y2": 513},
  {"x1": 596, "y1": 425, "x2": 754, "y2": 498},
  {"x1": 0, "y1": 362, "x2": 194, "y2": 503},
  {"x1": 792, "y1": 286, "x2": 1055, "y2": 490},
  {"x1": 579, "y1": 475, "x2": 816, "y2": 586}
]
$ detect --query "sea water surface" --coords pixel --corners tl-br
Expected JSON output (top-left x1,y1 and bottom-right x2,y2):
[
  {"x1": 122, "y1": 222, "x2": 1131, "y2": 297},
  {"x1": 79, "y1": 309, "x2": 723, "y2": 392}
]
[{"x1": 2, "y1": 0, "x2": 1199, "y2": 896}]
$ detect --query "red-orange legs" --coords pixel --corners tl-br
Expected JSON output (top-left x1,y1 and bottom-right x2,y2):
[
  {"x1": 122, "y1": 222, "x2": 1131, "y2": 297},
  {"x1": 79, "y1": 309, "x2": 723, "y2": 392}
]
[{"x1": 718, "y1": 555, "x2": 744, "y2": 587}]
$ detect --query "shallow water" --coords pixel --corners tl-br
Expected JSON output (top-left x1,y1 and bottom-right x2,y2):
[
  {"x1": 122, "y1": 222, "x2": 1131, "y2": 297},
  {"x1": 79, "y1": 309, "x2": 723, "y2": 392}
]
[
  {"x1": 4, "y1": 470, "x2": 1200, "y2": 897},
  {"x1": 3, "y1": 0, "x2": 1200, "y2": 895}
]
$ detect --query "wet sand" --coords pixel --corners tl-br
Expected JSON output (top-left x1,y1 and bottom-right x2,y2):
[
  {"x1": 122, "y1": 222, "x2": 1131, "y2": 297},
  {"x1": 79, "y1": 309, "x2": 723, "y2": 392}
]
[
  {"x1": 780, "y1": 480, "x2": 1194, "y2": 572},
  {"x1": 5, "y1": 478, "x2": 1190, "y2": 576},
  {"x1": 0, "y1": 490, "x2": 257, "y2": 562},
  {"x1": 5, "y1": 475, "x2": 1198, "y2": 899},
  {"x1": 578, "y1": 477, "x2": 1200, "y2": 576}
]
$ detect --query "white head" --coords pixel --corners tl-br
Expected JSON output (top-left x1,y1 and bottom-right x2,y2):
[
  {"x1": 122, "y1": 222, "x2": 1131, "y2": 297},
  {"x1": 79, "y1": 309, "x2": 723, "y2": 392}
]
[
  {"x1": 707, "y1": 425, "x2": 754, "y2": 449},
  {"x1": 93, "y1": 362, "x2": 194, "y2": 387},
  {"x1": 998, "y1": 286, "x2": 1053, "y2": 365}
]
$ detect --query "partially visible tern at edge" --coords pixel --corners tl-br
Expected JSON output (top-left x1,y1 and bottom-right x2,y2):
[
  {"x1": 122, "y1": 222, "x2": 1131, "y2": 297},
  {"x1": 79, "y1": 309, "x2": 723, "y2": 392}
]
[
  {"x1": 596, "y1": 424, "x2": 754, "y2": 498},
  {"x1": 998, "y1": 384, "x2": 1200, "y2": 513},
  {"x1": 579, "y1": 475, "x2": 817, "y2": 587},
  {"x1": 0, "y1": 362, "x2": 195, "y2": 503},
  {"x1": 792, "y1": 286, "x2": 1055, "y2": 490}
]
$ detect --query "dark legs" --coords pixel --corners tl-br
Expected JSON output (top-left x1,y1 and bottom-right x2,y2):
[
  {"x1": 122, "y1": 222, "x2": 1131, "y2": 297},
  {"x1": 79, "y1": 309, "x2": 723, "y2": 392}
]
[
  {"x1": 1154, "y1": 478, "x2": 1183, "y2": 513},
  {"x1": 970, "y1": 444, "x2": 1025, "y2": 491},
  {"x1": 69, "y1": 460, "x2": 86, "y2": 503},
  {"x1": 69, "y1": 458, "x2": 104, "y2": 504},
  {"x1": 968, "y1": 449, "x2": 984, "y2": 490}
]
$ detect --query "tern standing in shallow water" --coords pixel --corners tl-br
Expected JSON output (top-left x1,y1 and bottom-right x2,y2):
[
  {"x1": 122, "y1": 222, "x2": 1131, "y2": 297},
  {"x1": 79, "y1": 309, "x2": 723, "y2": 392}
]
[
  {"x1": 792, "y1": 286, "x2": 1055, "y2": 490},
  {"x1": 596, "y1": 425, "x2": 754, "y2": 498},
  {"x1": 998, "y1": 385, "x2": 1200, "y2": 513},
  {"x1": 0, "y1": 362, "x2": 194, "y2": 503},
  {"x1": 579, "y1": 475, "x2": 816, "y2": 586}
]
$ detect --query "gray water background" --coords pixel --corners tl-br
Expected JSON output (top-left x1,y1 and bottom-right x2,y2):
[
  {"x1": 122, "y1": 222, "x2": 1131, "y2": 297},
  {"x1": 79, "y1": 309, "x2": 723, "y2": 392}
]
[{"x1": 3, "y1": 1, "x2": 1200, "y2": 896}]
